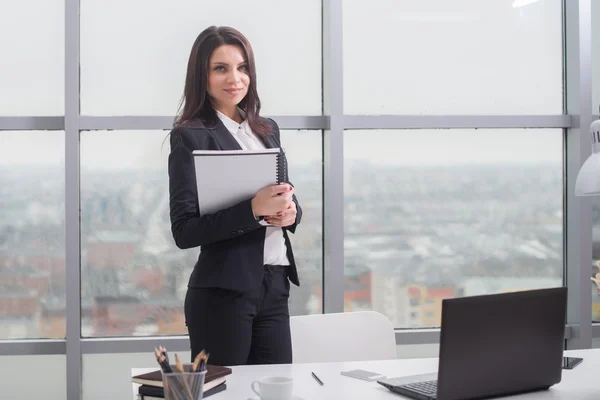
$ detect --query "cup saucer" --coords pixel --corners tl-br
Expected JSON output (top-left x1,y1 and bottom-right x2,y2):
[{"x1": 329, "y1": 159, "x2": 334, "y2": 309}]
[{"x1": 248, "y1": 396, "x2": 305, "y2": 400}]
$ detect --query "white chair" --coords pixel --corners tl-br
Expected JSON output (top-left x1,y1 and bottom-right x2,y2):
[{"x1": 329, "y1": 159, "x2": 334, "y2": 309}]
[{"x1": 289, "y1": 311, "x2": 397, "y2": 363}]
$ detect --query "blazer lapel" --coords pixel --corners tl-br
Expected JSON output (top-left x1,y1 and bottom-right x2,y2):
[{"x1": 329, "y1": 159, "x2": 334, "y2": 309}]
[{"x1": 211, "y1": 119, "x2": 243, "y2": 150}]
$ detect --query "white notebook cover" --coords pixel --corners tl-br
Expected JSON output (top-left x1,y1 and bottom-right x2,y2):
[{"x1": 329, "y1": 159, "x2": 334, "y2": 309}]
[{"x1": 192, "y1": 148, "x2": 281, "y2": 216}]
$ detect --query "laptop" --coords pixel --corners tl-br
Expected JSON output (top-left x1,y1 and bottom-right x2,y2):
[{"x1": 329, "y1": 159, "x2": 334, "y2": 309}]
[{"x1": 377, "y1": 287, "x2": 567, "y2": 400}]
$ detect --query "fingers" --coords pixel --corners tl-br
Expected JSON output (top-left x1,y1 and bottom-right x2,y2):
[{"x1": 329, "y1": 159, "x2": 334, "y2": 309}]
[
  {"x1": 265, "y1": 207, "x2": 296, "y2": 224},
  {"x1": 270, "y1": 184, "x2": 294, "y2": 196},
  {"x1": 264, "y1": 215, "x2": 295, "y2": 227},
  {"x1": 281, "y1": 216, "x2": 296, "y2": 226},
  {"x1": 269, "y1": 195, "x2": 293, "y2": 215},
  {"x1": 266, "y1": 210, "x2": 295, "y2": 221},
  {"x1": 275, "y1": 202, "x2": 296, "y2": 218}
]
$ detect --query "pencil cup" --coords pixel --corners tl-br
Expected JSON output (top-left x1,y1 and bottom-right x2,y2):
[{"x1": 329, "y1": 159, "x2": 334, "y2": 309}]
[{"x1": 162, "y1": 370, "x2": 207, "y2": 400}]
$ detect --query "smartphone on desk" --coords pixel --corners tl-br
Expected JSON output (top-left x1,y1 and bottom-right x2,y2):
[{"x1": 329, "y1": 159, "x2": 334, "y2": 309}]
[
  {"x1": 341, "y1": 369, "x2": 386, "y2": 381},
  {"x1": 563, "y1": 357, "x2": 583, "y2": 369}
]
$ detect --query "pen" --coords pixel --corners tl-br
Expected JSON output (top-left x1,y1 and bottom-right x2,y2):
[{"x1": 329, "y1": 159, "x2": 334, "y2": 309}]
[{"x1": 311, "y1": 372, "x2": 324, "y2": 386}]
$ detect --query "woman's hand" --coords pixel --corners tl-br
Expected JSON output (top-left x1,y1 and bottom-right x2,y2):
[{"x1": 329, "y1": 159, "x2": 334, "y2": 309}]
[
  {"x1": 251, "y1": 184, "x2": 294, "y2": 217},
  {"x1": 264, "y1": 201, "x2": 297, "y2": 227}
]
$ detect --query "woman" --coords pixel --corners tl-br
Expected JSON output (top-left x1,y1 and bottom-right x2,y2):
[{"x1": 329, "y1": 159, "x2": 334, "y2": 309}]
[{"x1": 167, "y1": 25, "x2": 302, "y2": 366}]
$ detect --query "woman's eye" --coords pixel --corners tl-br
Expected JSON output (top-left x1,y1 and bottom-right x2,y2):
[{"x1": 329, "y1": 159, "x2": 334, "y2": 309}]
[
  {"x1": 240, "y1": 65, "x2": 248, "y2": 71},
  {"x1": 214, "y1": 66, "x2": 225, "y2": 71}
]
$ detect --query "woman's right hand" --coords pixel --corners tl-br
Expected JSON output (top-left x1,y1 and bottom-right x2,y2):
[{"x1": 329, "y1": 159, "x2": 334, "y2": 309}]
[{"x1": 251, "y1": 184, "x2": 294, "y2": 217}]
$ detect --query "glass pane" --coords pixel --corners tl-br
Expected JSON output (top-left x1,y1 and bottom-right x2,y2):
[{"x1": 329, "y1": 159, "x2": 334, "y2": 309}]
[
  {"x1": 0, "y1": 1, "x2": 64, "y2": 115},
  {"x1": 80, "y1": 130, "x2": 322, "y2": 337},
  {"x1": 0, "y1": 131, "x2": 65, "y2": 339},
  {"x1": 0, "y1": 355, "x2": 66, "y2": 399},
  {"x1": 343, "y1": 129, "x2": 563, "y2": 328},
  {"x1": 343, "y1": 0, "x2": 563, "y2": 115},
  {"x1": 591, "y1": 0, "x2": 600, "y2": 324},
  {"x1": 80, "y1": 0, "x2": 322, "y2": 116},
  {"x1": 278, "y1": 131, "x2": 323, "y2": 316}
]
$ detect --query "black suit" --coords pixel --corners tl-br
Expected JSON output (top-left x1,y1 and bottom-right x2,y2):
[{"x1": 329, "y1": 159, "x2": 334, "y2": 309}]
[{"x1": 168, "y1": 116, "x2": 301, "y2": 366}]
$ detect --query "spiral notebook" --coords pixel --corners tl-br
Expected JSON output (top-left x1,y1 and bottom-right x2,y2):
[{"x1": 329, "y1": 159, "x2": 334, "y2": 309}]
[{"x1": 192, "y1": 148, "x2": 288, "y2": 216}]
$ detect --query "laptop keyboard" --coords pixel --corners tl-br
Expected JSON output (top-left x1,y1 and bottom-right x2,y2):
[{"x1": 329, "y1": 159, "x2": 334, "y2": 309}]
[{"x1": 401, "y1": 380, "x2": 438, "y2": 396}]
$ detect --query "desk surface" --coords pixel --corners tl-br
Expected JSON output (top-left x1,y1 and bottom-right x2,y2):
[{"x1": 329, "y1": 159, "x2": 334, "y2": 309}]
[{"x1": 132, "y1": 349, "x2": 599, "y2": 399}]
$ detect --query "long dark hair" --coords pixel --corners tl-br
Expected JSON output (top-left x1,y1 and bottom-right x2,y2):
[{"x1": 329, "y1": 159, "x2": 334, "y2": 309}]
[{"x1": 174, "y1": 26, "x2": 271, "y2": 136}]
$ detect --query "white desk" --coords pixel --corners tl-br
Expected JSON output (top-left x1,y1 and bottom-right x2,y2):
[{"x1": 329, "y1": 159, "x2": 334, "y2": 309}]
[{"x1": 132, "y1": 349, "x2": 599, "y2": 399}]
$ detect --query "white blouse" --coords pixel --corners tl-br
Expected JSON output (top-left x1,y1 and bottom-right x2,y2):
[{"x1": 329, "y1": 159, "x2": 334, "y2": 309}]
[{"x1": 216, "y1": 109, "x2": 290, "y2": 266}]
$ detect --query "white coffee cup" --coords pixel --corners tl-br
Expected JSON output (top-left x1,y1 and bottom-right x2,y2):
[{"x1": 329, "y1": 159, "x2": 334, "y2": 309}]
[{"x1": 251, "y1": 376, "x2": 293, "y2": 400}]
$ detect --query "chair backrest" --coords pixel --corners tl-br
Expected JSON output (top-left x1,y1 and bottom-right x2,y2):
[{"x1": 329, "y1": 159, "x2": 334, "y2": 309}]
[{"x1": 290, "y1": 311, "x2": 397, "y2": 363}]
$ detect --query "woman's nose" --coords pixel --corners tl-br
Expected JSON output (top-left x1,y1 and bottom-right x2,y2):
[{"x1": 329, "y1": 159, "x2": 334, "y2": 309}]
[{"x1": 227, "y1": 70, "x2": 241, "y2": 85}]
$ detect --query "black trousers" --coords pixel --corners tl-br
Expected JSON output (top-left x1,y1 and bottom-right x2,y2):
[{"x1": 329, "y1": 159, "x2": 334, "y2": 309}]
[{"x1": 184, "y1": 264, "x2": 292, "y2": 366}]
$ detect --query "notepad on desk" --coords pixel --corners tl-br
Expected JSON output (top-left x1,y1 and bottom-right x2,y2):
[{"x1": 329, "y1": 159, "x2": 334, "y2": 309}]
[
  {"x1": 192, "y1": 148, "x2": 288, "y2": 216},
  {"x1": 132, "y1": 364, "x2": 231, "y2": 388},
  {"x1": 133, "y1": 364, "x2": 231, "y2": 399},
  {"x1": 137, "y1": 382, "x2": 226, "y2": 399}
]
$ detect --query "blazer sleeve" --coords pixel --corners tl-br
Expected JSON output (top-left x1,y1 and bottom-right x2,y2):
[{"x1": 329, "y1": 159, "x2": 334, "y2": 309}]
[
  {"x1": 168, "y1": 128, "x2": 263, "y2": 249},
  {"x1": 269, "y1": 118, "x2": 302, "y2": 234}
]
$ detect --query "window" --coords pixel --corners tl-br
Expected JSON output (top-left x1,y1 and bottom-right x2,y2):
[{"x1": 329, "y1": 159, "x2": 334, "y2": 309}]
[
  {"x1": 0, "y1": 131, "x2": 65, "y2": 339},
  {"x1": 80, "y1": 129, "x2": 322, "y2": 336},
  {"x1": 278, "y1": 130, "x2": 323, "y2": 316},
  {"x1": 0, "y1": 1, "x2": 64, "y2": 115},
  {"x1": 344, "y1": 129, "x2": 563, "y2": 328},
  {"x1": 343, "y1": 0, "x2": 562, "y2": 115},
  {"x1": 80, "y1": 130, "x2": 191, "y2": 336},
  {"x1": 79, "y1": 0, "x2": 322, "y2": 116}
]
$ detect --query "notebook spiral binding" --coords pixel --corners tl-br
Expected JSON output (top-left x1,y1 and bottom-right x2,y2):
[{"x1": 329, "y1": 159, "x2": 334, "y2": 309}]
[{"x1": 276, "y1": 148, "x2": 289, "y2": 184}]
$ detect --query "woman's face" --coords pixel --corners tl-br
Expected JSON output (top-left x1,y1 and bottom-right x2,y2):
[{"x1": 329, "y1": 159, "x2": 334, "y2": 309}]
[{"x1": 207, "y1": 44, "x2": 250, "y2": 113}]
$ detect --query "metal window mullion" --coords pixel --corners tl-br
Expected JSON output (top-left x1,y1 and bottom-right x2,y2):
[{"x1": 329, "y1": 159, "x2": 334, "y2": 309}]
[
  {"x1": 322, "y1": 0, "x2": 344, "y2": 314},
  {"x1": 65, "y1": 0, "x2": 81, "y2": 398},
  {"x1": 81, "y1": 336, "x2": 189, "y2": 354},
  {"x1": 0, "y1": 115, "x2": 570, "y2": 132},
  {"x1": 0, "y1": 340, "x2": 66, "y2": 355},
  {"x1": 78, "y1": 115, "x2": 328, "y2": 130},
  {"x1": 343, "y1": 115, "x2": 571, "y2": 130},
  {"x1": 564, "y1": 0, "x2": 593, "y2": 350},
  {"x1": 0, "y1": 116, "x2": 64, "y2": 130}
]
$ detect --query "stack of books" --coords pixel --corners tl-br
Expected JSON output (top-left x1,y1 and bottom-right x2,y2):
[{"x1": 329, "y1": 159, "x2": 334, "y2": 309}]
[{"x1": 132, "y1": 364, "x2": 232, "y2": 399}]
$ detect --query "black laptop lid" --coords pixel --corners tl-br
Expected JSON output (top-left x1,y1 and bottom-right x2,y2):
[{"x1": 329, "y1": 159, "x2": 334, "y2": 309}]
[{"x1": 436, "y1": 287, "x2": 567, "y2": 400}]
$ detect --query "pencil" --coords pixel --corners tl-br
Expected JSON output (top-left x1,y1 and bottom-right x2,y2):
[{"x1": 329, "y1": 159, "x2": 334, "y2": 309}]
[
  {"x1": 192, "y1": 352, "x2": 202, "y2": 373},
  {"x1": 194, "y1": 350, "x2": 210, "y2": 396},
  {"x1": 175, "y1": 353, "x2": 194, "y2": 399},
  {"x1": 154, "y1": 347, "x2": 173, "y2": 373},
  {"x1": 154, "y1": 347, "x2": 185, "y2": 398}
]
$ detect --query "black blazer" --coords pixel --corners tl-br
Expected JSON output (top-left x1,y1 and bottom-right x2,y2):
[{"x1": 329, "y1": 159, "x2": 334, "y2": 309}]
[{"x1": 168, "y1": 117, "x2": 301, "y2": 292}]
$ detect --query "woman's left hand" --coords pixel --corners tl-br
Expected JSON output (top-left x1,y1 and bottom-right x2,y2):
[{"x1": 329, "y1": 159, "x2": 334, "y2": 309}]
[{"x1": 264, "y1": 201, "x2": 296, "y2": 227}]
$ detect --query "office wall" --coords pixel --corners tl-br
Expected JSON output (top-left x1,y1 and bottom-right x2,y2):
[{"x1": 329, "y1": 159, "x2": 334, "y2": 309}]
[{"x1": 0, "y1": 355, "x2": 66, "y2": 400}]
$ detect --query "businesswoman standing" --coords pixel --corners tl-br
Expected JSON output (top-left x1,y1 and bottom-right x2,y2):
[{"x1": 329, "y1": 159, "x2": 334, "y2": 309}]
[{"x1": 167, "y1": 25, "x2": 302, "y2": 367}]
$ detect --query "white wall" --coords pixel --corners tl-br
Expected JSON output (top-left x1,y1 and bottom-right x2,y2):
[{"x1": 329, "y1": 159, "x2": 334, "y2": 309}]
[{"x1": 0, "y1": 355, "x2": 66, "y2": 400}]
